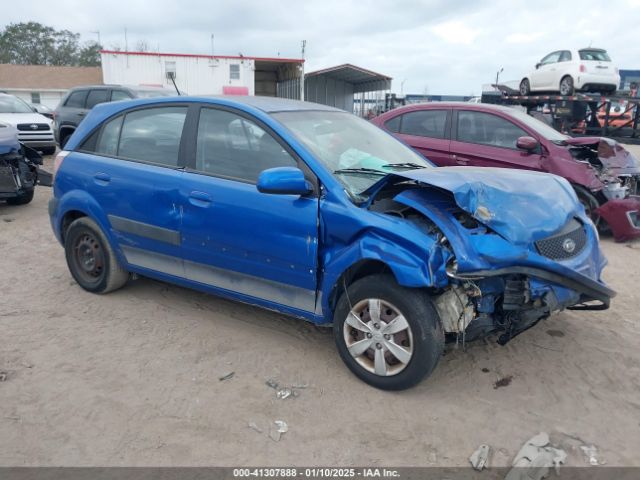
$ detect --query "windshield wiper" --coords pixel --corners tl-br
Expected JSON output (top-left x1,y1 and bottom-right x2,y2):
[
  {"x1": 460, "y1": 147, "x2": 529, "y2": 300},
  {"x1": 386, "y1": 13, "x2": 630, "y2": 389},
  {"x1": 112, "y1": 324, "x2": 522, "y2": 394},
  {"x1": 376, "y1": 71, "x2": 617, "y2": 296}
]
[
  {"x1": 381, "y1": 162, "x2": 426, "y2": 170},
  {"x1": 333, "y1": 167, "x2": 387, "y2": 176}
]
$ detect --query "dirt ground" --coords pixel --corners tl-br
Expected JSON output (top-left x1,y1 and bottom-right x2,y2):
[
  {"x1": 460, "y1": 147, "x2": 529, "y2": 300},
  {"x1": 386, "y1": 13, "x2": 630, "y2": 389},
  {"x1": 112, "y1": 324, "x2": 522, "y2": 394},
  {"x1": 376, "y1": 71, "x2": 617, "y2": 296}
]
[{"x1": 1, "y1": 152, "x2": 639, "y2": 468}]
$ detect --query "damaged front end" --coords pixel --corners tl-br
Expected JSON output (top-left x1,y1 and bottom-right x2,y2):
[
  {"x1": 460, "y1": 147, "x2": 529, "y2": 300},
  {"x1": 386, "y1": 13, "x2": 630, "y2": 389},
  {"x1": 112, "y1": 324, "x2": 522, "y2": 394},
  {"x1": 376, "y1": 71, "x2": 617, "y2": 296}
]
[
  {"x1": 366, "y1": 167, "x2": 615, "y2": 345},
  {"x1": 0, "y1": 123, "x2": 51, "y2": 202},
  {"x1": 566, "y1": 137, "x2": 640, "y2": 241}
]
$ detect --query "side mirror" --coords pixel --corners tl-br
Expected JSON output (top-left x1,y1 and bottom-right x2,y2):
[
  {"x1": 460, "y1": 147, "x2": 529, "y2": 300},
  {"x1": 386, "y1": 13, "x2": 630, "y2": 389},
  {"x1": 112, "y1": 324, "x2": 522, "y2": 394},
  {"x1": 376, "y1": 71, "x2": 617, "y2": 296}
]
[
  {"x1": 535, "y1": 62, "x2": 541, "y2": 69},
  {"x1": 257, "y1": 167, "x2": 312, "y2": 195},
  {"x1": 516, "y1": 136, "x2": 539, "y2": 152}
]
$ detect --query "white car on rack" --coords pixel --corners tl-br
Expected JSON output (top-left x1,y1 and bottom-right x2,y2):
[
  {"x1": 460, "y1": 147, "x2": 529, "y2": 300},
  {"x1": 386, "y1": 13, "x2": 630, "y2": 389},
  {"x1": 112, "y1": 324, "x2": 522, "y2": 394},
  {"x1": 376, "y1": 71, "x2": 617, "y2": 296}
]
[{"x1": 519, "y1": 48, "x2": 620, "y2": 96}]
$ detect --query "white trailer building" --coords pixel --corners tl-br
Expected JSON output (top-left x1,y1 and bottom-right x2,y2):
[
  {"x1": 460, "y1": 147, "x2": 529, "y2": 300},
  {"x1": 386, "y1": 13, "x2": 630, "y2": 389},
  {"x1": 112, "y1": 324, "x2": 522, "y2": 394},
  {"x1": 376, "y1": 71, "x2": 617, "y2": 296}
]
[{"x1": 100, "y1": 50, "x2": 304, "y2": 97}]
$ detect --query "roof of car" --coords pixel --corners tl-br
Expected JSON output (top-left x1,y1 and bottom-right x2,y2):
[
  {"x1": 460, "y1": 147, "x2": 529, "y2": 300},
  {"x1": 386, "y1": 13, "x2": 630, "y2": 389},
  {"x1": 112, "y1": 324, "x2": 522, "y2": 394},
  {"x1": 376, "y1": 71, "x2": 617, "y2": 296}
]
[
  {"x1": 203, "y1": 95, "x2": 343, "y2": 113},
  {"x1": 386, "y1": 101, "x2": 519, "y2": 113}
]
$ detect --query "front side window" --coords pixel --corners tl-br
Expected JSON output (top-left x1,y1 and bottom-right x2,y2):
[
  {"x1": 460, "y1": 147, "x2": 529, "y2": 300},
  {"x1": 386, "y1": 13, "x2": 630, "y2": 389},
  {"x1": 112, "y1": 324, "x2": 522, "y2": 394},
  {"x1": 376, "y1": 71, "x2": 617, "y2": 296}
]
[
  {"x1": 540, "y1": 51, "x2": 561, "y2": 65},
  {"x1": 86, "y1": 89, "x2": 110, "y2": 109},
  {"x1": 457, "y1": 111, "x2": 527, "y2": 149},
  {"x1": 230, "y1": 64, "x2": 240, "y2": 80},
  {"x1": 400, "y1": 110, "x2": 448, "y2": 139},
  {"x1": 196, "y1": 108, "x2": 297, "y2": 182},
  {"x1": 118, "y1": 107, "x2": 187, "y2": 166},
  {"x1": 65, "y1": 90, "x2": 88, "y2": 108}
]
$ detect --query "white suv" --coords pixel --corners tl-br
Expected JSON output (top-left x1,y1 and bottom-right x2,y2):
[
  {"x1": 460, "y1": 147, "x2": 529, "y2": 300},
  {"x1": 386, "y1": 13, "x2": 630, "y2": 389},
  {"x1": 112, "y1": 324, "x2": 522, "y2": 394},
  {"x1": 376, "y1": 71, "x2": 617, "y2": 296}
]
[{"x1": 520, "y1": 48, "x2": 620, "y2": 96}]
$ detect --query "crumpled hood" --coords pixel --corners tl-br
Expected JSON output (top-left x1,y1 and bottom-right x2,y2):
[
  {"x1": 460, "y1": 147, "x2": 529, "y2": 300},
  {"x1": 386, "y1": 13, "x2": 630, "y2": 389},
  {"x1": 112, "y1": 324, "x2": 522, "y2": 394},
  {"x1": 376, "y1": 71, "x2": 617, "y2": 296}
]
[
  {"x1": 565, "y1": 137, "x2": 640, "y2": 172},
  {"x1": 371, "y1": 167, "x2": 581, "y2": 245},
  {"x1": 0, "y1": 124, "x2": 20, "y2": 155}
]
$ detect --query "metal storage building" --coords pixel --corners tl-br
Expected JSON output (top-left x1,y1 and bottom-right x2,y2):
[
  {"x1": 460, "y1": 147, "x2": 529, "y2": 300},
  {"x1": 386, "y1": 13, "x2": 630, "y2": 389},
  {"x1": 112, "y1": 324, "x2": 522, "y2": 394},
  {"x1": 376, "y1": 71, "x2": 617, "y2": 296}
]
[{"x1": 100, "y1": 50, "x2": 304, "y2": 97}]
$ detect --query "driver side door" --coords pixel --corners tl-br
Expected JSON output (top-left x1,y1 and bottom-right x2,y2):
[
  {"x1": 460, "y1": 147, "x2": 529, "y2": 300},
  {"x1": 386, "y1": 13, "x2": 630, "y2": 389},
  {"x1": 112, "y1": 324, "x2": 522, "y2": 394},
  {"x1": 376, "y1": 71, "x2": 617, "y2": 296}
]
[
  {"x1": 531, "y1": 51, "x2": 562, "y2": 90},
  {"x1": 179, "y1": 106, "x2": 320, "y2": 315}
]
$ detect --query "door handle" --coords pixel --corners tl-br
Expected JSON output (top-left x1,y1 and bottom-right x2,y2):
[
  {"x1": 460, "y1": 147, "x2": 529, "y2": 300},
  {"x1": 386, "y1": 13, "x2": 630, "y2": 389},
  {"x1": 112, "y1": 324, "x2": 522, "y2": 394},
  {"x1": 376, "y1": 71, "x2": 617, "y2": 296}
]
[
  {"x1": 78, "y1": 112, "x2": 86, "y2": 117},
  {"x1": 93, "y1": 172, "x2": 111, "y2": 185},
  {"x1": 454, "y1": 155, "x2": 470, "y2": 165},
  {"x1": 188, "y1": 191, "x2": 212, "y2": 207}
]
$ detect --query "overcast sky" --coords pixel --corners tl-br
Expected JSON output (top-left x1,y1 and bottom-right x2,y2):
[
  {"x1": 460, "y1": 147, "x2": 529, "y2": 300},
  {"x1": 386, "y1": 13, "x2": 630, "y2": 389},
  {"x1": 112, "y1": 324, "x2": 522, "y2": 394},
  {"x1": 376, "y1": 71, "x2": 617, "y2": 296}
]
[{"x1": 4, "y1": 0, "x2": 640, "y2": 95}]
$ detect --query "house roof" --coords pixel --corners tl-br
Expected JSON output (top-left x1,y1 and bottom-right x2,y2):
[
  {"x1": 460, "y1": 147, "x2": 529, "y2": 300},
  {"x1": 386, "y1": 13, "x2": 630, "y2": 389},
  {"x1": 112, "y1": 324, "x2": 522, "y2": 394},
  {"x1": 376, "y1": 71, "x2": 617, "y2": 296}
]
[
  {"x1": 304, "y1": 63, "x2": 392, "y2": 93},
  {"x1": 100, "y1": 50, "x2": 304, "y2": 64},
  {"x1": 0, "y1": 64, "x2": 103, "y2": 90}
]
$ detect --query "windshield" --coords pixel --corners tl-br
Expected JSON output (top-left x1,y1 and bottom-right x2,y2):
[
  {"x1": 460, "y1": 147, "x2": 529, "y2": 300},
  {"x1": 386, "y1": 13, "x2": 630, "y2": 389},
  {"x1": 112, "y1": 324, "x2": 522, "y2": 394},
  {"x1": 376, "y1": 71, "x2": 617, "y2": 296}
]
[
  {"x1": 506, "y1": 108, "x2": 569, "y2": 142},
  {"x1": 579, "y1": 49, "x2": 611, "y2": 62},
  {"x1": 272, "y1": 111, "x2": 432, "y2": 196},
  {"x1": 0, "y1": 95, "x2": 34, "y2": 114}
]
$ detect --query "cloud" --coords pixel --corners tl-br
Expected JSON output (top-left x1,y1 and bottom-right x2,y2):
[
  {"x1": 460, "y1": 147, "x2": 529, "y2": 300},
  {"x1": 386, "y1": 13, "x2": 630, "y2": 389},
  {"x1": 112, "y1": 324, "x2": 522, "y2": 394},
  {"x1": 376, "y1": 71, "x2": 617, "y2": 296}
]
[
  {"x1": 431, "y1": 20, "x2": 480, "y2": 45},
  {"x1": 0, "y1": 0, "x2": 638, "y2": 95}
]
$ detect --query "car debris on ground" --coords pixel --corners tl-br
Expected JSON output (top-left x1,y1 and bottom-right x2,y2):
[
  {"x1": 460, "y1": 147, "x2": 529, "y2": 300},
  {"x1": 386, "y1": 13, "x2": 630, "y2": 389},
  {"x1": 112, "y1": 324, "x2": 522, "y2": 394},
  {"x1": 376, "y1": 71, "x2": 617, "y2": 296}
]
[
  {"x1": 266, "y1": 378, "x2": 305, "y2": 399},
  {"x1": 469, "y1": 444, "x2": 491, "y2": 471},
  {"x1": 218, "y1": 371, "x2": 235, "y2": 381},
  {"x1": 505, "y1": 432, "x2": 567, "y2": 480},
  {"x1": 580, "y1": 444, "x2": 604, "y2": 466},
  {"x1": 269, "y1": 420, "x2": 288, "y2": 442}
]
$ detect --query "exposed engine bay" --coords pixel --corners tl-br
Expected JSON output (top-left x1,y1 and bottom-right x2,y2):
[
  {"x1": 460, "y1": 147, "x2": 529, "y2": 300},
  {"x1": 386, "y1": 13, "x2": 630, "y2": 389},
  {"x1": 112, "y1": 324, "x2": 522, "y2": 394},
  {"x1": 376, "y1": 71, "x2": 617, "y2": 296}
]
[{"x1": 367, "y1": 172, "x2": 613, "y2": 346}]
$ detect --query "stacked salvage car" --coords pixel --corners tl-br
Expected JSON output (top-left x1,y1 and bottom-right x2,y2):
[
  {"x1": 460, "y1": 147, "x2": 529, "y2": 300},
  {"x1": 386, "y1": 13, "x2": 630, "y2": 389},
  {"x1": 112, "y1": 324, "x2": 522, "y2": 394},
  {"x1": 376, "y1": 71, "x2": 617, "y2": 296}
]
[{"x1": 0, "y1": 122, "x2": 50, "y2": 205}]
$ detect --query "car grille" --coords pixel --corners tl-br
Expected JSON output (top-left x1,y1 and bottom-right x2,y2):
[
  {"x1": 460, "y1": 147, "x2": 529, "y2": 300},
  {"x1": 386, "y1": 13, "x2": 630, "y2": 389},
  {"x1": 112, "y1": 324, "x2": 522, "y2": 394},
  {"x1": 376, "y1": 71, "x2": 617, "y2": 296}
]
[
  {"x1": 535, "y1": 219, "x2": 587, "y2": 260},
  {"x1": 16, "y1": 123, "x2": 50, "y2": 131}
]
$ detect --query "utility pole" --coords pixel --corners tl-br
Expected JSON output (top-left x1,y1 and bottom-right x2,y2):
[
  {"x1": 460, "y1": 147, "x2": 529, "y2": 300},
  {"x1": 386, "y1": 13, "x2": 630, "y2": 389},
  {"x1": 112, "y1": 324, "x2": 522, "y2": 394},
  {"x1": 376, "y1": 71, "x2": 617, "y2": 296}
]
[
  {"x1": 300, "y1": 39, "x2": 306, "y2": 101},
  {"x1": 211, "y1": 34, "x2": 215, "y2": 57},
  {"x1": 91, "y1": 30, "x2": 101, "y2": 45},
  {"x1": 400, "y1": 79, "x2": 407, "y2": 96},
  {"x1": 124, "y1": 27, "x2": 129, "y2": 67}
]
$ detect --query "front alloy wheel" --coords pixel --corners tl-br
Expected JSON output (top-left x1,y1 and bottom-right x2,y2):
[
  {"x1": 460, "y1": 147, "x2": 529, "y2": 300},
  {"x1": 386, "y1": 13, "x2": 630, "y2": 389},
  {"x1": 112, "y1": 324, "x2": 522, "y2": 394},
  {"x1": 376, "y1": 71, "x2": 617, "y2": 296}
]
[
  {"x1": 334, "y1": 274, "x2": 444, "y2": 390},
  {"x1": 343, "y1": 298, "x2": 414, "y2": 377}
]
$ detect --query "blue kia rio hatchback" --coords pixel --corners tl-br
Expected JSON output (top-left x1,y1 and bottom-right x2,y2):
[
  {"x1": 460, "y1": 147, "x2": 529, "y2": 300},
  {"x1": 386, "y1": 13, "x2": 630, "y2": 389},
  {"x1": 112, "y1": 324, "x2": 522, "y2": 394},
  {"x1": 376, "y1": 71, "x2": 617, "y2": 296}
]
[{"x1": 49, "y1": 96, "x2": 615, "y2": 390}]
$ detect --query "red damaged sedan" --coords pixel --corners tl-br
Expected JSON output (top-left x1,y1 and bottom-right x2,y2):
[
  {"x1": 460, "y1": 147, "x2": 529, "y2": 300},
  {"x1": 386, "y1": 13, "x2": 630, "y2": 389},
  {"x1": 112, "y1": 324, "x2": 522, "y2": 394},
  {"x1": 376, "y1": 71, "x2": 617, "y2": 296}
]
[{"x1": 372, "y1": 102, "x2": 640, "y2": 241}]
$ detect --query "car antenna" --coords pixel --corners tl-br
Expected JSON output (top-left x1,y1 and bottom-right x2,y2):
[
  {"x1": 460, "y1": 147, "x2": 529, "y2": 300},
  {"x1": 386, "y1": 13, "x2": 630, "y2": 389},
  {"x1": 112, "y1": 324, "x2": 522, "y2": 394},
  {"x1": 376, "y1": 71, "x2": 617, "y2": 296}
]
[{"x1": 168, "y1": 73, "x2": 181, "y2": 96}]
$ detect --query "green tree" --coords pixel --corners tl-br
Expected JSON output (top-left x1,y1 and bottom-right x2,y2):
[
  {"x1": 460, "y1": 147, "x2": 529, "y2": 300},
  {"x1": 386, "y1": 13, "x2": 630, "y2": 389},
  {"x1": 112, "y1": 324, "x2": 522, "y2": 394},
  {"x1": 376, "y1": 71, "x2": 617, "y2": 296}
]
[
  {"x1": 0, "y1": 22, "x2": 102, "y2": 66},
  {"x1": 78, "y1": 41, "x2": 102, "y2": 67}
]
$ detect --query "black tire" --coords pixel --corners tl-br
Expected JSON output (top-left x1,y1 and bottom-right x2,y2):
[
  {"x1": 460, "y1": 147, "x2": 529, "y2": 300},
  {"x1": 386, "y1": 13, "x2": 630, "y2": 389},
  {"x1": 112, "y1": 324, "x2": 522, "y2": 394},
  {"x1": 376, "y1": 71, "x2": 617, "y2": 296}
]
[
  {"x1": 41, "y1": 146, "x2": 56, "y2": 156},
  {"x1": 519, "y1": 78, "x2": 531, "y2": 95},
  {"x1": 333, "y1": 274, "x2": 444, "y2": 390},
  {"x1": 64, "y1": 217, "x2": 129, "y2": 294},
  {"x1": 560, "y1": 76, "x2": 574, "y2": 96},
  {"x1": 6, "y1": 188, "x2": 34, "y2": 205},
  {"x1": 574, "y1": 185, "x2": 600, "y2": 226},
  {"x1": 59, "y1": 131, "x2": 73, "y2": 149}
]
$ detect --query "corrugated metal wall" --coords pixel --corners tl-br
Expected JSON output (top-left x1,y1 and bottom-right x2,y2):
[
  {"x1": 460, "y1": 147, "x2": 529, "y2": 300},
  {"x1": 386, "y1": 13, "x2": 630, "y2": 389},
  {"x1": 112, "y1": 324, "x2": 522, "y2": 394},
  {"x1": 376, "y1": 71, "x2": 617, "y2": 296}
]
[{"x1": 304, "y1": 76, "x2": 354, "y2": 111}]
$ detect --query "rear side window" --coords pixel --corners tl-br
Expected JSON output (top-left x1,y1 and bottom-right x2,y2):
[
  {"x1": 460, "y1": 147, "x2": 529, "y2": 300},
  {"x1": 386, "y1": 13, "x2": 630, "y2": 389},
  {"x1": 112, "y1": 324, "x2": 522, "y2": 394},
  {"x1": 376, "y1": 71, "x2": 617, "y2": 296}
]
[
  {"x1": 96, "y1": 115, "x2": 123, "y2": 156},
  {"x1": 111, "y1": 90, "x2": 132, "y2": 101},
  {"x1": 400, "y1": 110, "x2": 448, "y2": 139},
  {"x1": 457, "y1": 111, "x2": 527, "y2": 149},
  {"x1": 86, "y1": 90, "x2": 110, "y2": 109},
  {"x1": 579, "y1": 49, "x2": 611, "y2": 62},
  {"x1": 196, "y1": 108, "x2": 297, "y2": 182},
  {"x1": 118, "y1": 107, "x2": 187, "y2": 166},
  {"x1": 65, "y1": 90, "x2": 88, "y2": 108},
  {"x1": 384, "y1": 116, "x2": 401, "y2": 133}
]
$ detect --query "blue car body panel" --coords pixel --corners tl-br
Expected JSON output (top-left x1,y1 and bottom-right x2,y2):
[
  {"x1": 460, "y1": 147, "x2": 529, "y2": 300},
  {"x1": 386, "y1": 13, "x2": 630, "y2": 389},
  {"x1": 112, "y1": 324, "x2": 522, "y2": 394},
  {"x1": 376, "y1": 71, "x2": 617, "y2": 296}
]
[{"x1": 51, "y1": 96, "x2": 614, "y2": 336}]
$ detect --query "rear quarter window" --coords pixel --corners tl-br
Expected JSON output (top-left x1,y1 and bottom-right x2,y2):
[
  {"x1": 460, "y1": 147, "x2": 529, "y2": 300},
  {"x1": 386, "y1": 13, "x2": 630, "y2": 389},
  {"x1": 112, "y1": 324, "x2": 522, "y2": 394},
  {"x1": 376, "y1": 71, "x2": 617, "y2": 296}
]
[{"x1": 384, "y1": 116, "x2": 401, "y2": 133}]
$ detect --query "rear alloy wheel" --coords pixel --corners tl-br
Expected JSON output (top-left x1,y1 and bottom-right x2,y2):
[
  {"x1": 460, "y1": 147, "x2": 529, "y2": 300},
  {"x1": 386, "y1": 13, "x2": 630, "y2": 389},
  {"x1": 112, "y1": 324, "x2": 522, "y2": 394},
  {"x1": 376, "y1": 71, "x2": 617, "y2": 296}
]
[
  {"x1": 333, "y1": 274, "x2": 444, "y2": 390},
  {"x1": 64, "y1": 217, "x2": 129, "y2": 293},
  {"x1": 519, "y1": 78, "x2": 531, "y2": 95},
  {"x1": 560, "y1": 76, "x2": 575, "y2": 96}
]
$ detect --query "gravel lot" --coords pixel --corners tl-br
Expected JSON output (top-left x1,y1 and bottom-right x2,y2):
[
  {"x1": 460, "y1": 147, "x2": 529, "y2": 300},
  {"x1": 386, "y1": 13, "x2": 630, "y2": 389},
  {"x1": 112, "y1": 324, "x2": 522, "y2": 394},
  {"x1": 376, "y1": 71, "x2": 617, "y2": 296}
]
[{"x1": 1, "y1": 151, "x2": 639, "y2": 467}]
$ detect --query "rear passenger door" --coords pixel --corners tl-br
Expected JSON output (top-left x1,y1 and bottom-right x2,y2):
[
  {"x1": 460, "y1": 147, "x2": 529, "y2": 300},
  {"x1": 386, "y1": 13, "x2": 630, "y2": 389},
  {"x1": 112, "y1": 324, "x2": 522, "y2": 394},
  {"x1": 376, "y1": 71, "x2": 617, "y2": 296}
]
[
  {"x1": 450, "y1": 109, "x2": 543, "y2": 170},
  {"x1": 62, "y1": 89, "x2": 89, "y2": 130},
  {"x1": 76, "y1": 105, "x2": 188, "y2": 273},
  {"x1": 179, "y1": 106, "x2": 319, "y2": 314},
  {"x1": 392, "y1": 109, "x2": 451, "y2": 166}
]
